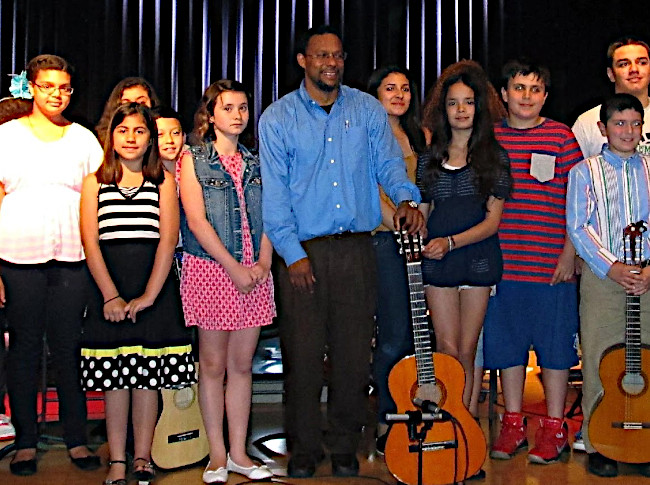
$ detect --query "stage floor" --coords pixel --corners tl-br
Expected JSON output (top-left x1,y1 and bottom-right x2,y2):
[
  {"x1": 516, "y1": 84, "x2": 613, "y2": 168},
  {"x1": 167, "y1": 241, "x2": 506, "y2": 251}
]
[{"x1": 1, "y1": 356, "x2": 648, "y2": 484}]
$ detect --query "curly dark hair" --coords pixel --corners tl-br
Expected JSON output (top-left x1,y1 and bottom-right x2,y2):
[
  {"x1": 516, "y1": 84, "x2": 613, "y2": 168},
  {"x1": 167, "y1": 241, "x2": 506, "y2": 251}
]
[
  {"x1": 189, "y1": 79, "x2": 253, "y2": 147},
  {"x1": 367, "y1": 65, "x2": 426, "y2": 154},
  {"x1": 0, "y1": 97, "x2": 33, "y2": 124},
  {"x1": 95, "y1": 77, "x2": 160, "y2": 147},
  {"x1": 421, "y1": 59, "x2": 507, "y2": 199},
  {"x1": 96, "y1": 103, "x2": 163, "y2": 186}
]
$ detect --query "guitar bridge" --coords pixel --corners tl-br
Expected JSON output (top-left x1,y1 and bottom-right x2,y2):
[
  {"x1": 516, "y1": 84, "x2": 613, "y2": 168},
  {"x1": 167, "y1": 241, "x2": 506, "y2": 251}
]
[{"x1": 409, "y1": 440, "x2": 458, "y2": 452}]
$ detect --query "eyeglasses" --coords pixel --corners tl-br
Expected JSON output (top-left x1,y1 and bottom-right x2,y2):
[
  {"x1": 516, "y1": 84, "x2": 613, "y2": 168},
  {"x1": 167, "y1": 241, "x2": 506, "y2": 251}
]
[
  {"x1": 32, "y1": 82, "x2": 74, "y2": 96},
  {"x1": 304, "y1": 52, "x2": 347, "y2": 62}
]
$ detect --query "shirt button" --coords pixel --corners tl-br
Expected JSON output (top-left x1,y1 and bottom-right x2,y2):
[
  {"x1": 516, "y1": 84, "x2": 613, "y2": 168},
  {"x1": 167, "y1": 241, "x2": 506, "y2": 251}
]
[
  {"x1": 333, "y1": 182, "x2": 338, "y2": 186},
  {"x1": 327, "y1": 137, "x2": 333, "y2": 142},
  {"x1": 330, "y1": 159, "x2": 335, "y2": 164},
  {"x1": 336, "y1": 204, "x2": 341, "y2": 209}
]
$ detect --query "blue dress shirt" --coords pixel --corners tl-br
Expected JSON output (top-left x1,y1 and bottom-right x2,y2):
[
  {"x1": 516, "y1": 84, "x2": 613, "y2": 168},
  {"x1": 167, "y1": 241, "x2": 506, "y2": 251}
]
[{"x1": 259, "y1": 81, "x2": 421, "y2": 266}]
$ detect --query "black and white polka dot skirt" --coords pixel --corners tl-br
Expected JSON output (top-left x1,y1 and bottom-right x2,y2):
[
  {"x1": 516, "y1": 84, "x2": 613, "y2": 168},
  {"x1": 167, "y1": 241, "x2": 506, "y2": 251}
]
[{"x1": 80, "y1": 240, "x2": 196, "y2": 391}]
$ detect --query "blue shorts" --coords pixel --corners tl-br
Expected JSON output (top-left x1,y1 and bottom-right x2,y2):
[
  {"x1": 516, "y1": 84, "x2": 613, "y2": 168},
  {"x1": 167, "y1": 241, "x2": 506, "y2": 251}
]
[{"x1": 483, "y1": 280, "x2": 579, "y2": 370}]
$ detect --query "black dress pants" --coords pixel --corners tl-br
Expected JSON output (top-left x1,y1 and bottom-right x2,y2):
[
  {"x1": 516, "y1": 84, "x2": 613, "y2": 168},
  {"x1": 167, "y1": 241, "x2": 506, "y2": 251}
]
[
  {"x1": 276, "y1": 234, "x2": 376, "y2": 456},
  {"x1": 2, "y1": 260, "x2": 89, "y2": 450}
]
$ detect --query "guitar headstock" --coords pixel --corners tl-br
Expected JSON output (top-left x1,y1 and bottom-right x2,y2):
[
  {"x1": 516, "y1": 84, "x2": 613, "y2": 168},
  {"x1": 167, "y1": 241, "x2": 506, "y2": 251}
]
[
  {"x1": 623, "y1": 220, "x2": 647, "y2": 266},
  {"x1": 395, "y1": 229, "x2": 423, "y2": 263}
]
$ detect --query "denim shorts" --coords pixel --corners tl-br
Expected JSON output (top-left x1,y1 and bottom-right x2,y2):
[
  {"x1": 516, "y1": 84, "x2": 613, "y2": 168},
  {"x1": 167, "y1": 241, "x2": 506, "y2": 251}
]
[{"x1": 483, "y1": 280, "x2": 579, "y2": 370}]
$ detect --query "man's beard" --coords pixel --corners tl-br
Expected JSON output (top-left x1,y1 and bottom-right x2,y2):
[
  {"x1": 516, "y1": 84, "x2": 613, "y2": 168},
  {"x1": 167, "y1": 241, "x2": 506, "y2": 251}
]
[{"x1": 316, "y1": 79, "x2": 339, "y2": 92}]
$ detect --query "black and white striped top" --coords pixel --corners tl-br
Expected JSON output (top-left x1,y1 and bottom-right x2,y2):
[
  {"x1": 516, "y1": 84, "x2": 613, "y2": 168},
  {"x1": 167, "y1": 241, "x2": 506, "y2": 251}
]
[{"x1": 98, "y1": 181, "x2": 160, "y2": 240}]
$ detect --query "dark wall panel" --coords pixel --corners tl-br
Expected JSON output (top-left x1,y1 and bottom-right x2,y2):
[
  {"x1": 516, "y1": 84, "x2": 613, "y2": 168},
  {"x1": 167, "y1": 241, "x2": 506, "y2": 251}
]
[{"x1": 0, "y1": 0, "x2": 647, "y2": 136}]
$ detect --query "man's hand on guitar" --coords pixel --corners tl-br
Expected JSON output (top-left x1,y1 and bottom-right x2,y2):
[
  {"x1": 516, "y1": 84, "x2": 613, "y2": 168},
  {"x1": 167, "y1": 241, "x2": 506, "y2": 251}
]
[
  {"x1": 607, "y1": 261, "x2": 642, "y2": 292},
  {"x1": 288, "y1": 257, "x2": 316, "y2": 293},
  {"x1": 394, "y1": 202, "x2": 425, "y2": 235}
]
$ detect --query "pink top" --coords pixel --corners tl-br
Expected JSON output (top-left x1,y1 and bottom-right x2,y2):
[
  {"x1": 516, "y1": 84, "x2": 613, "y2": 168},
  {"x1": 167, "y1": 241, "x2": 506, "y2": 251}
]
[
  {"x1": 0, "y1": 119, "x2": 103, "y2": 263},
  {"x1": 181, "y1": 152, "x2": 275, "y2": 331}
]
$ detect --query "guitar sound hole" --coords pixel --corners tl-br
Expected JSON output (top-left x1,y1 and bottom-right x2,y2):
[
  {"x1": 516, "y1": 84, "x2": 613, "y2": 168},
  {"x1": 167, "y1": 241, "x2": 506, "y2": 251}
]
[
  {"x1": 173, "y1": 387, "x2": 196, "y2": 410},
  {"x1": 620, "y1": 371, "x2": 648, "y2": 397},
  {"x1": 410, "y1": 382, "x2": 447, "y2": 410}
]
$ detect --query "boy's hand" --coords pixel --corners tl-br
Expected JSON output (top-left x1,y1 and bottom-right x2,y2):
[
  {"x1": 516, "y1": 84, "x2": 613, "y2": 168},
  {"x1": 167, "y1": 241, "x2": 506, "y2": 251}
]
[
  {"x1": 0, "y1": 276, "x2": 5, "y2": 308},
  {"x1": 550, "y1": 250, "x2": 575, "y2": 285},
  {"x1": 607, "y1": 262, "x2": 642, "y2": 292},
  {"x1": 630, "y1": 265, "x2": 650, "y2": 296}
]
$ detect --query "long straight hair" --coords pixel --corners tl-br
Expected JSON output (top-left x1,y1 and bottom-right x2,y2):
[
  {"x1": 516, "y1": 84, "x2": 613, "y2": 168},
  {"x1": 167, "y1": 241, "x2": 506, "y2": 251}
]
[
  {"x1": 367, "y1": 65, "x2": 426, "y2": 154},
  {"x1": 96, "y1": 103, "x2": 163, "y2": 185}
]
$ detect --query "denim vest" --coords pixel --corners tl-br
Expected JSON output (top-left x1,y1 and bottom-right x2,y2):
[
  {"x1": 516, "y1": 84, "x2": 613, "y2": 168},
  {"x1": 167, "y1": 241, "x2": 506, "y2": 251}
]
[{"x1": 180, "y1": 142, "x2": 263, "y2": 263}]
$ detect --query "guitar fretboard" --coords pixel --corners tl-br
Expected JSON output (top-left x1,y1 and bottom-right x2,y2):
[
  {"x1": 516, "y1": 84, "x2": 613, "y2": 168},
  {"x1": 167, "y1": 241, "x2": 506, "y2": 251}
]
[
  {"x1": 626, "y1": 293, "x2": 642, "y2": 374},
  {"x1": 406, "y1": 260, "x2": 435, "y2": 386}
]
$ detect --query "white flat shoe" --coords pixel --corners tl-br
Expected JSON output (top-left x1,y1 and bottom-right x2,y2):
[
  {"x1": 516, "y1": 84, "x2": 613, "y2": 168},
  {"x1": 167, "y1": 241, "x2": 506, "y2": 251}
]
[
  {"x1": 227, "y1": 454, "x2": 273, "y2": 479},
  {"x1": 202, "y1": 462, "x2": 228, "y2": 483}
]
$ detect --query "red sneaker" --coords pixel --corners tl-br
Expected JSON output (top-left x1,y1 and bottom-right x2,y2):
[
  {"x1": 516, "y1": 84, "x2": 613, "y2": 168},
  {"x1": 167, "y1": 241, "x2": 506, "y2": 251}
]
[
  {"x1": 528, "y1": 416, "x2": 569, "y2": 464},
  {"x1": 490, "y1": 412, "x2": 528, "y2": 460}
]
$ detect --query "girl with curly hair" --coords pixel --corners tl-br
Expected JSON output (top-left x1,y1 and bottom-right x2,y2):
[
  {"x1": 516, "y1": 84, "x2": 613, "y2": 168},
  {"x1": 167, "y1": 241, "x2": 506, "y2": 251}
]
[{"x1": 417, "y1": 60, "x2": 512, "y2": 413}]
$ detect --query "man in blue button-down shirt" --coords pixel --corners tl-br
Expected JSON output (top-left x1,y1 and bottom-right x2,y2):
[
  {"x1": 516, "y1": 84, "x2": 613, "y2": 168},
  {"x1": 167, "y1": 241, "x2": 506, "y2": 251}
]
[{"x1": 259, "y1": 25, "x2": 423, "y2": 478}]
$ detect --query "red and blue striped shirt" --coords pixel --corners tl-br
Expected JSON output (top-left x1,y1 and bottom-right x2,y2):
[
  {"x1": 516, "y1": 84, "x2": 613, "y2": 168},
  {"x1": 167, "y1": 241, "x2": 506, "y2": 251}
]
[{"x1": 494, "y1": 118, "x2": 584, "y2": 283}]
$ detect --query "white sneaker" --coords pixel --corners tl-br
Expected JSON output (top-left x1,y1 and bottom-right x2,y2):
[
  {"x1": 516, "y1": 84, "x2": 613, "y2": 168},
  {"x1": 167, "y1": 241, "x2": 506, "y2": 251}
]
[
  {"x1": 572, "y1": 430, "x2": 585, "y2": 452},
  {"x1": 0, "y1": 414, "x2": 15, "y2": 441}
]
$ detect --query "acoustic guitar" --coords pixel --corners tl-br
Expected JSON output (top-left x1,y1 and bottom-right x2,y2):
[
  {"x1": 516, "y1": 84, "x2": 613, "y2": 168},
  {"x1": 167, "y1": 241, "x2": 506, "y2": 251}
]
[
  {"x1": 589, "y1": 220, "x2": 650, "y2": 463},
  {"x1": 151, "y1": 366, "x2": 209, "y2": 470},
  {"x1": 384, "y1": 230, "x2": 486, "y2": 485}
]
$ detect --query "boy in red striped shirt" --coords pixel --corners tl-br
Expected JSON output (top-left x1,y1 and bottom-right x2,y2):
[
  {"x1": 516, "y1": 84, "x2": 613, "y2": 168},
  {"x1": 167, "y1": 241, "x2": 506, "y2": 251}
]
[{"x1": 485, "y1": 58, "x2": 583, "y2": 465}]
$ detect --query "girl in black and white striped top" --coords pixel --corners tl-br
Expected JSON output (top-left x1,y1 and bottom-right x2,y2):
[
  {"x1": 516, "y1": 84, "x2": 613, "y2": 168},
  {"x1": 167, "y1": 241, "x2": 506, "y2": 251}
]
[{"x1": 80, "y1": 103, "x2": 195, "y2": 485}]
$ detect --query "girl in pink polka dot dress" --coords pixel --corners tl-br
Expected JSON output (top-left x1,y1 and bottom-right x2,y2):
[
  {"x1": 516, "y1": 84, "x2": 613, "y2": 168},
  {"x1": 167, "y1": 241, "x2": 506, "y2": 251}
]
[{"x1": 179, "y1": 80, "x2": 275, "y2": 482}]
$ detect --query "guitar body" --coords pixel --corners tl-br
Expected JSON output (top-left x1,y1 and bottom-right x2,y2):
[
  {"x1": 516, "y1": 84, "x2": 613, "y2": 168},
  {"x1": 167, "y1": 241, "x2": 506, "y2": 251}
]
[
  {"x1": 385, "y1": 353, "x2": 486, "y2": 485},
  {"x1": 151, "y1": 381, "x2": 210, "y2": 470},
  {"x1": 589, "y1": 344, "x2": 650, "y2": 463}
]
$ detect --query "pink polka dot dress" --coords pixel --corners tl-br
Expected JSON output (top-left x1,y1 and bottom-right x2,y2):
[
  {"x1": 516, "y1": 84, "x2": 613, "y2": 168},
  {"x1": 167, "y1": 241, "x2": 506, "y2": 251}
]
[{"x1": 181, "y1": 152, "x2": 276, "y2": 330}]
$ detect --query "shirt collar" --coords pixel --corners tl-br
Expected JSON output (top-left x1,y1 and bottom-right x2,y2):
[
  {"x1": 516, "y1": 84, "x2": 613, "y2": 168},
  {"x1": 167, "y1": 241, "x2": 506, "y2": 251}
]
[{"x1": 601, "y1": 144, "x2": 642, "y2": 167}]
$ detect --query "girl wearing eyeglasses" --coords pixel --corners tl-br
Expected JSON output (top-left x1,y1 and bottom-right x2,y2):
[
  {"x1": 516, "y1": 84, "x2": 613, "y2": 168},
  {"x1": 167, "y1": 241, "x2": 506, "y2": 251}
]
[{"x1": 0, "y1": 54, "x2": 103, "y2": 476}]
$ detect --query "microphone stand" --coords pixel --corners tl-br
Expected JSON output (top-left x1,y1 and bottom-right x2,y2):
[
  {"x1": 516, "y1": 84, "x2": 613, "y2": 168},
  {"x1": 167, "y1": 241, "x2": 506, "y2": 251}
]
[{"x1": 386, "y1": 401, "x2": 458, "y2": 485}]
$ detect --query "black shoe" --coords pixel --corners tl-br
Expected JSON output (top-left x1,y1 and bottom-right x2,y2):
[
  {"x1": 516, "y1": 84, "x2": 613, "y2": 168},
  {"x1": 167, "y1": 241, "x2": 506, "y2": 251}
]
[
  {"x1": 466, "y1": 468, "x2": 486, "y2": 480},
  {"x1": 331, "y1": 453, "x2": 359, "y2": 477},
  {"x1": 10, "y1": 458, "x2": 37, "y2": 476},
  {"x1": 638, "y1": 462, "x2": 650, "y2": 477},
  {"x1": 70, "y1": 454, "x2": 101, "y2": 471},
  {"x1": 588, "y1": 452, "x2": 618, "y2": 477},
  {"x1": 288, "y1": 453, "x2": 316, "y2": 478}
]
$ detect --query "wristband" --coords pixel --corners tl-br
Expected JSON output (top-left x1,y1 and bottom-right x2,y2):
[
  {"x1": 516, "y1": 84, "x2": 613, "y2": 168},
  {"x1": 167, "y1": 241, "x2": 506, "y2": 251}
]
[{"x1": 104, "y1": 295, "x2": 120, "y2": 305}]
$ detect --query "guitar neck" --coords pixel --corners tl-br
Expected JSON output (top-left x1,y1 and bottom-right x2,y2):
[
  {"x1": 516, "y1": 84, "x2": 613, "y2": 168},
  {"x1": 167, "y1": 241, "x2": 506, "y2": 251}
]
[
  {"x1": 406, "y1": 260, "x2": 435, "y2": 387},
  {"x1": 626, "y1": 293, "x2": 642, "y2": 374}
]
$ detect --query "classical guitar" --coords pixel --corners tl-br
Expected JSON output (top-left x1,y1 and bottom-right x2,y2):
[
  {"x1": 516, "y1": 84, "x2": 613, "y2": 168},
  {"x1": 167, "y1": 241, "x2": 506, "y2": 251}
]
[
  {"x1": 384, "y1": 230, "x2": 486, "y2": 485},
  {"x1": 589, "y1": 220, "x2": 650, "y2": 463},
  {"x1": 151, "y1": 366, "x2": 209, "y2": 470}
]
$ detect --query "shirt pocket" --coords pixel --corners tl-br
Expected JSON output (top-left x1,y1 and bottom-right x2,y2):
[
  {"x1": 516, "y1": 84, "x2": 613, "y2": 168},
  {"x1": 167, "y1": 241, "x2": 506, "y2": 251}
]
[{"x1": 529, "y1": 153, "x2": 556, "y2": 183}]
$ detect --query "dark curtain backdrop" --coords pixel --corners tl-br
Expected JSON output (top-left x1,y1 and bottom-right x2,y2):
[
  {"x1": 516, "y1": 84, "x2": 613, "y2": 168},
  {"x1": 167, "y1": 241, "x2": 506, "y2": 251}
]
[{"x1": 0, "y1": 0, "x2": 647, "y2": 137}]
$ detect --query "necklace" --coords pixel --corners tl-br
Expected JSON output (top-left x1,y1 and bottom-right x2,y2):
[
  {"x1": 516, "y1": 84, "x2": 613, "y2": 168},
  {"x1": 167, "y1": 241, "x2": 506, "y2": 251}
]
[{"x1": 27, "y1": 115, "x2": 66, "y2": 141}]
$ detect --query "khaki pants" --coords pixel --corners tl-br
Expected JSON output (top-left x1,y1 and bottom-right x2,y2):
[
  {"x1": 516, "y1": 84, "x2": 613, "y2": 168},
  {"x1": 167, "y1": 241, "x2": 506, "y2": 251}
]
[{"x1": 579, "y1": 267, "x2": 650, "y2": 453}]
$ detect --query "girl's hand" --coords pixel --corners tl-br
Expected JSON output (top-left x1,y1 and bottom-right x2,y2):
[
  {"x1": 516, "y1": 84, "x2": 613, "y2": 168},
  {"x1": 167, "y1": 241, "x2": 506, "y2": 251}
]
[
  {"x1": 251, "y1": 262, "x2": 271, "y2": 284},
  {"x1": 103, "y1": 297, "x2": 128, "y2": 322},
  {"x1": 228, "y1": 264, "x2": 257, "y2": 294},
  {"x1": 422, "y1": 237, "x2": 449, "y2": 260},
  {"x1": 124, "y1": 294, "x2": 156, "y2": 323},
  {"x1": 0, "y1": 276, "x2": 5, "y2": 308}
]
